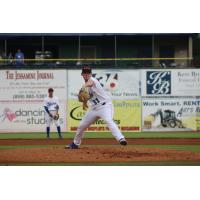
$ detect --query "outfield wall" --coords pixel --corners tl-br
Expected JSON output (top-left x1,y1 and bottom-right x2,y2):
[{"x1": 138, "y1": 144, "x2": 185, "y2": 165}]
[{"x1": 0, "y1": 69, "x2": 199, "y2": 133}]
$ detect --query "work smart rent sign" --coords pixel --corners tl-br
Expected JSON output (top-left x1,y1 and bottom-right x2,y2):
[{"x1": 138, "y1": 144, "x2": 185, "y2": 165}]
[
  {"x1": 142, "y1": 98, "x2": 200, "y2": 131},
  {"x1": 141, "y1": 69, "x2": 200, "y2": 97}
]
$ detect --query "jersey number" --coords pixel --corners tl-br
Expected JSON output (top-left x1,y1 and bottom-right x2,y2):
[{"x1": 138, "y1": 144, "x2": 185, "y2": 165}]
[{"x1": 92, "y1": 98, "x2": 100, "y2": 105}]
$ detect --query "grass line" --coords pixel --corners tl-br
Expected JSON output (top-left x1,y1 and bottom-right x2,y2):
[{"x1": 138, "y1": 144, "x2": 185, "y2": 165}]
[
  {"x1": 1, "y1": 161, "x2": 200, "y2": 166},
  {"x1": 0, "y1": 132, "x2": 200, "y2": 139}
]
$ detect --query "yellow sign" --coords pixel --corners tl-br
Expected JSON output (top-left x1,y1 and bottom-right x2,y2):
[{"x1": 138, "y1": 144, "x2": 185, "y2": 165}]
[
  {"x1": 67, "y1": 100, "x2": 141, "y2": 132},
  {"x1": 196, "y1": 107, "x2": 200, "y2": 131}
]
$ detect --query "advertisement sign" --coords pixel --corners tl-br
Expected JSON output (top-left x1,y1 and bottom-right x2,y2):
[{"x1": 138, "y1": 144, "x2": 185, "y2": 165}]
[
  {"x1": 67, "y1": 100, "x2": 141, "y2": 132},
  {"x1": 142, "y1": 98, "x2": 200, "y2": 131},
  {"x1": 68, "y1": 69, "x2": 140, "y2": 100},
  {"x1": 0, "y1": 101, "x2": 66, "y2": 132},
  {"x1": 141, "y1": 69, "x2": 200, "y2": 96},
  {"x1": 0, "y1": 70, "x2": 67, "y2": 132},
  {"x1": 0, "y1": 70, "x2": 67, "y2": 100}
]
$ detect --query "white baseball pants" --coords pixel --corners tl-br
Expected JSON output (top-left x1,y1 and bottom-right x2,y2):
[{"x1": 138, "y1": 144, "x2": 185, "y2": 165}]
[
  {"x1": 45, "y1": 111, "x2": 60, "y2": 127},
  {"x1": 73, "y1": 103, "x2": 125, "y2": 146}
]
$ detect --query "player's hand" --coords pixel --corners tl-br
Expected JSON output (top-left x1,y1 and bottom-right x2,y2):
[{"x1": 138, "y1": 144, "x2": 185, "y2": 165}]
[{"x1": 49, "y1": 113, "x2": 53, "y2": 118}]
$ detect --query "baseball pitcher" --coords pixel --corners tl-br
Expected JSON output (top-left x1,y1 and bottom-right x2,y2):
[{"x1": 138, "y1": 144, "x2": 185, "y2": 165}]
[
  {"x1": 66, "y1": 66, "x2": 127, "y2": 149},
  {"x1": 44, "y1": 88, "x2": 62, "y2": 139}
]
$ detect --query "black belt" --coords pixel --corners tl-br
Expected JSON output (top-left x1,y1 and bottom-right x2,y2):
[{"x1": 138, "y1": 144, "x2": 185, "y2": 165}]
[{"x1": 101, "y1": 102, "x2": 106, "y2": 106}]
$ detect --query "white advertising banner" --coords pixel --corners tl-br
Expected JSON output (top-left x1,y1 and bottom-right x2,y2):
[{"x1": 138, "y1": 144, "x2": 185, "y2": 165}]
[
  {"x1": 142, "y1": 98, "x2": 200, "y2": 131},
  {"x1": 0, "y1": 70, "x2": 67, "y2": 132},
  {"x1": 0, "y1": 101, "x2": 66, "y2": 132},
  {"x1": 141, "y1": 69, "x2": 200, "y2": 97},
  {"x1": 68, "y1": 69, "x2": 140, "y2": 100}
]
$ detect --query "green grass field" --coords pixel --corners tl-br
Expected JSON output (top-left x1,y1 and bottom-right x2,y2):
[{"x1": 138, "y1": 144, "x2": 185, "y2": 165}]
[
  {"x1": 0, "y1": 131, "x2": 200, "y2": 139},
  {"x1": 3, "y1": 161, "x2": 200, "y2": 166}
]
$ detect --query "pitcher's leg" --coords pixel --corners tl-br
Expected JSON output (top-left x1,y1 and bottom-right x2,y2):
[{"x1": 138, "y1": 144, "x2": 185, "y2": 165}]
[
  {"x1": 73, "y1": 110, "x2": 97, "y2": 146},
  {"x1": 99, "y1": 104, "x2": 126, "y2": 142}
]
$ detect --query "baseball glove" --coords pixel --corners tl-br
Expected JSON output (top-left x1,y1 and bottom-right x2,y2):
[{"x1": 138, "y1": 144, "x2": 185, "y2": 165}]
[
  {"x1": 78, "y1": 88, "x2": 90, "y2": 110},
  {"x1": 53, "y1": 113, "x2": 59, "y2": 120},
  {"x1": 78, "y1": 88, "x2": 90, "y2": 102}
]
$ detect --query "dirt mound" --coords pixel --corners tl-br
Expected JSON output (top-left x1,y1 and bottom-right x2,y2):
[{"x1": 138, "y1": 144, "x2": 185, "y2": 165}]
[{"x1": 0, "y1": 146, "x2": 200, "y2": 164}]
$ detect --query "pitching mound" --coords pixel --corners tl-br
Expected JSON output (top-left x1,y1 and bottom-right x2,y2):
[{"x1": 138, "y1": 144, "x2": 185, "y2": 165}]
[{"x1": 0, "y1": 146, "x2": 200, "y2": 164}]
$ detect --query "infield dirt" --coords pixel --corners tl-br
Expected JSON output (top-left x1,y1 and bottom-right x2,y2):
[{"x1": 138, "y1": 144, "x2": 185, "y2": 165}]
[{"x1": 0, "y1": 138, "x2": 200, "y2": 164}]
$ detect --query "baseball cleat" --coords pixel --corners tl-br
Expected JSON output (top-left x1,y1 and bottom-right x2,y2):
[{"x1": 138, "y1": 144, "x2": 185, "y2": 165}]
[
  {"x1": 65, "y1": 142, "x2": 79, "y2": 149},
  {"x1": 119, "y1": 138, "x2": 127, "y2": 146}
]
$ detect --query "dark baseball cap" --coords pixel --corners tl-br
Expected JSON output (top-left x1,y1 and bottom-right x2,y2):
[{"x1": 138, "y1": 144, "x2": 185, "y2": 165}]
[
  {"x1": 48, "y1": 88, "x2": 54, "y2": 92},
  {"x1": 81, "y1": 66, "x2": 92, "y2": 74}
]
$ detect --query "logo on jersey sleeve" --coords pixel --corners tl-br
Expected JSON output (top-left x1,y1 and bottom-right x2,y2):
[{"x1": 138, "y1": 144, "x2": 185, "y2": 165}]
[
  {"x1": 47, "y1": 102, "x2": 57, "y2": 107},
  {"x1": 146, "y1": 71, "x2": 171, "y2": 95}
]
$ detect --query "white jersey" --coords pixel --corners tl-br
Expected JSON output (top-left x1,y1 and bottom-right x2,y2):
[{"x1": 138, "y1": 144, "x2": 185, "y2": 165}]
[
  {"x1": 44, "y1": 96, "x2": 59, "y2": 111},
  {"x1": 88, "y1": 77, "x2": 111, "y2": 108}
]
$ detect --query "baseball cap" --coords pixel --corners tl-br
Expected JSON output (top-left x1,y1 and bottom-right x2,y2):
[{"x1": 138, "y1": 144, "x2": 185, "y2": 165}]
[
  {"x1": 81, "y1": 66, "x2": 92, "y2": 74},
  {"x1": 48, "y1": 88, "x2": 54, "y2": 92}
]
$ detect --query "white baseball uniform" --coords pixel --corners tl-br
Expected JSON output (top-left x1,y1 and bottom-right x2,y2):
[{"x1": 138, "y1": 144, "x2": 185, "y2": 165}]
[
  {"x1": 44, "y1": 96, "x2": 60, "y2": 127},
  {"x1": 73, "y1": 77, "x2": 125, "y2": 146}
]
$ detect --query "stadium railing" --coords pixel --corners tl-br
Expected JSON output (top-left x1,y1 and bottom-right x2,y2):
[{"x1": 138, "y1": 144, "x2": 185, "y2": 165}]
[{"x1": 0, "y1": 57, "x2": 196, "y2": 69}]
